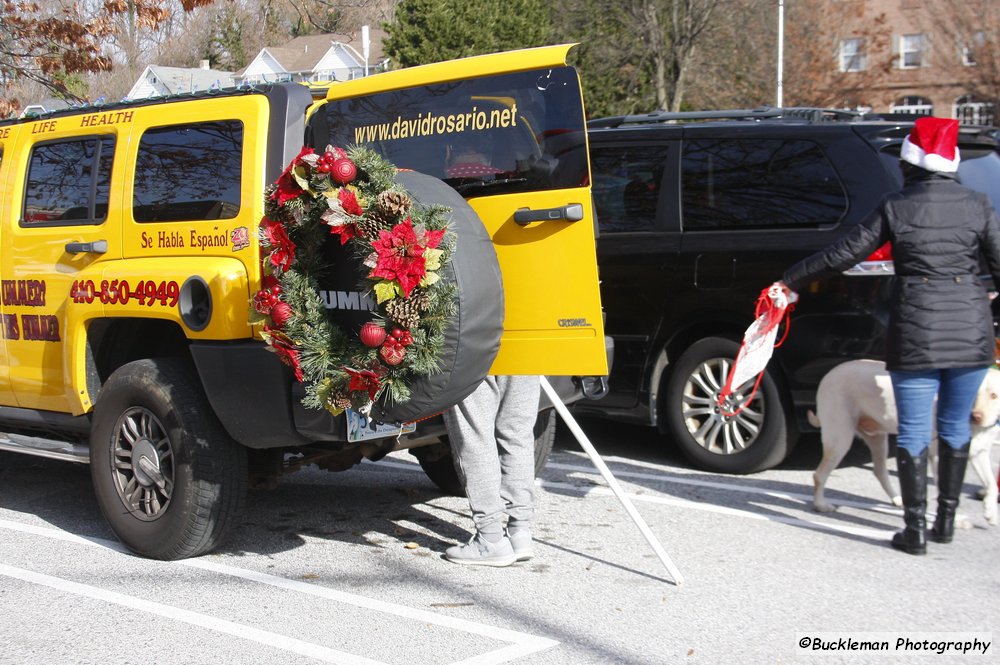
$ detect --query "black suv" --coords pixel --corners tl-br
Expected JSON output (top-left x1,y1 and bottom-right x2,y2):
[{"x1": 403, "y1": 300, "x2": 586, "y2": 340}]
[{"x1": 575, "y1": 108, "x2": 1000, "y2": 473}]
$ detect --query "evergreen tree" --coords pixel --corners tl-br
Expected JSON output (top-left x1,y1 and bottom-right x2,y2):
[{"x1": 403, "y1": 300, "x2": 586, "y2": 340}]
[{"x1": 383, "y1": 0, "x2": 553, "y2": 67}]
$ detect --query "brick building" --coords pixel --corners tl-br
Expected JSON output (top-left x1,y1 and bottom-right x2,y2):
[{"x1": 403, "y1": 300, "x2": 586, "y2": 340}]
[{"x1": 827, "y1": 0, "x2": 997, "y2": 123}]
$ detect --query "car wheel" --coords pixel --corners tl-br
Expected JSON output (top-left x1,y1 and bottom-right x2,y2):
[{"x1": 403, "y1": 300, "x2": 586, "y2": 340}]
[
  {"x1": 663, "y1": 337, "x2": 795, "y2": 473},
  {"x1": 418, "y1": 408, "x2": 557, "y2": 496},
  {"x1": 90, "y1": 358, "x2": 248, "y2": 560}
]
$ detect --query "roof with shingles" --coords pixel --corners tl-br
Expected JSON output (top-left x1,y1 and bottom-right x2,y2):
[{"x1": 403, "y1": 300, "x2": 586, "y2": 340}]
[{"x1": 255, "y1": 29, "x2": 387, "y2": 74}]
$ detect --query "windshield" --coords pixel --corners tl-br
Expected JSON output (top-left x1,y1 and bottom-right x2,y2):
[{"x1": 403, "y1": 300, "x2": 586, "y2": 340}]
[{"x1": 307, "y1": 67, "x2": 589, "y2": 198}]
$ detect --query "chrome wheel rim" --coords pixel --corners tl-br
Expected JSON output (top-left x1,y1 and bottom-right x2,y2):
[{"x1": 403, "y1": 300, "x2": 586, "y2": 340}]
[
  {"x1": 680, "y1": 356, "x2": 765, "y2": 456},
  {"x1": 110, "y1": 407, "x2": 174, "y2": 520}
]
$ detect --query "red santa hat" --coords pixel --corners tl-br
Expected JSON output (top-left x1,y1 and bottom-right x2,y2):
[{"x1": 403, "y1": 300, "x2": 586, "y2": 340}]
[{"x1": 900, "y1": 116, "x2": 961, "y2": 172}]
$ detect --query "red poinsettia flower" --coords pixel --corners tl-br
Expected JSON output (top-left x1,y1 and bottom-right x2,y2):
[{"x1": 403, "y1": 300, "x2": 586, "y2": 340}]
[
  {"x1": 338, "y1": 187, "x2": 363, "y2": 216},
  {"x1": 271, "y1": 146, "x2": 315, "y2": 205},
  {"x1": 345, "y1": 367, "x2": 382, "y2": 401},
  {"x1": 266, "y1": 328, "x2": 304, "y2": 382},
  {"x1": 325, "y1": 188, "x2": 365, "y2": 245},
  {"x1": 369, "y1": 217, "x2": 446, "y2": 297},
  {"x1": 260, "y1": 218, "x2": 296, "y2": 272}
]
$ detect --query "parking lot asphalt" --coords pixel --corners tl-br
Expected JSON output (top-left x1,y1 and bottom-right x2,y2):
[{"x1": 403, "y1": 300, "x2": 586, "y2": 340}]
[{"x1": 1, "y1": 415, "x2": 997, "y2": 664}]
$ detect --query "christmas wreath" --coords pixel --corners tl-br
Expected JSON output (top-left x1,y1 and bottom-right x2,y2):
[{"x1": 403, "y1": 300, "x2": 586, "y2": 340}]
[{"x1": 252, "y1": 145, "x2": 457, "y2": 417}]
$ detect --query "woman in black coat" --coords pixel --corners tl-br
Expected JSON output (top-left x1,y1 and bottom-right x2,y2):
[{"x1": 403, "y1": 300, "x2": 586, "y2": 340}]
[{"x1": 778, "y1": 117, "x2": 1000, "y2": 555}]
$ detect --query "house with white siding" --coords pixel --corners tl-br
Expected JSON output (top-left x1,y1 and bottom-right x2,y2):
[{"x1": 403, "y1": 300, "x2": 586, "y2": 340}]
[
  {"x1": 125, "y1": 61, "x2": 235, "y2": 100},
  {"x1": 235, "y1": 30, "x2": 388, "y2": 86}
]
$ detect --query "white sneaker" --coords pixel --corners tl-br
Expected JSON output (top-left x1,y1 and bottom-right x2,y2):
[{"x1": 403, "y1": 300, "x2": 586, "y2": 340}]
[
  {"x1": 506, "y1": 529, "x2": 534, "y2": 562},
  {"x1": 444, "y1": 534, "x2": 516, "y2": 567}
]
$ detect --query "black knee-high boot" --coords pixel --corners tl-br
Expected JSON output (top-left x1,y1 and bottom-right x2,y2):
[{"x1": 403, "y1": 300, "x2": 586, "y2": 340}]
[
  {"x1": 891, "y1": 448, "x2": 927, "y2": 555},
  {"x1": 931, "y1": 440, "x2": 971, "y2": 544}
]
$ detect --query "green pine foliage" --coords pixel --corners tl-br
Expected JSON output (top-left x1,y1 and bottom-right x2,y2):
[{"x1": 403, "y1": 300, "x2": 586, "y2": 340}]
[
  {"x1": 383, "y1": 0, "x2": 553, "y2": 67},
  {"x1": 258, "y1": 145, "x2": 459, "y2": 415}
]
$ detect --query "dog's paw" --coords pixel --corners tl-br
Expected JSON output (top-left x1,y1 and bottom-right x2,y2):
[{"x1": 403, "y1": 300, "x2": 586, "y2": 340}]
[
  {"x1": 955, "y1": 514, "x2": 974, "y2": 530},
  {"x1": 813, "y1": 502, "x2": 837, "y2": 513},
  {"x1": 890, "y1": 495, "x2": 903, "y2": 507},
  {"x1": 984, "y1": 502, "x2": 998, "y2": 526}
]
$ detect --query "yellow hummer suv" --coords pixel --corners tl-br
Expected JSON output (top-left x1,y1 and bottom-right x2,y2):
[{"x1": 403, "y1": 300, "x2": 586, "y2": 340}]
[{"x1": 0, "y1": 45, "x2": 607, "y2": 559}]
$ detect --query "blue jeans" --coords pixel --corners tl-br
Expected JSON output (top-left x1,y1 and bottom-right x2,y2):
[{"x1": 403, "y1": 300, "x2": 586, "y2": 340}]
[{"x1": 889, "y1": 367, "x2": 989, "y2": 455}]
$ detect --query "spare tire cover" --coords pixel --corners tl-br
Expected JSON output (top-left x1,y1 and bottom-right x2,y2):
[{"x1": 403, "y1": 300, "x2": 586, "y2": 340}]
[{"x1": 366, "y1": 171, "x2": 503, "y2": 423}]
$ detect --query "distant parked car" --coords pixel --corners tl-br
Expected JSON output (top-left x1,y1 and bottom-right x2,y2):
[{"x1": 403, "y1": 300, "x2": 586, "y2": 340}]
[{"x1": 575, "y1": 108, "x2": 1000, "y2": 473}]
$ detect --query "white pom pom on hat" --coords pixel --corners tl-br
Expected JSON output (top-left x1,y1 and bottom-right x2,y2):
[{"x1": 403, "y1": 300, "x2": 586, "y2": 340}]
[{"x1": 899, "y1": 116, "x2": 961, "y2": 172}]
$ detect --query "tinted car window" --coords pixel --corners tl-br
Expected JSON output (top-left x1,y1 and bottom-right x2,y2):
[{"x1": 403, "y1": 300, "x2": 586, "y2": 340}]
[
  {"x1": 590, "y1": 144, "x2": 668, "y2": 232},
  {"x1": 880, "y1": 144, "x2": 1000, "y2": 210},
  {"x1": 681, "y1": 139, "x2": 848, "y2": 230},
  {"x1": 958, "y1": 148, "x2": 1000, "y2": 210},
  {"x1": 23, "y1": 137, "x2": 114, "y2": 225},
  {"x1": 309, "y1": 67, "x2": 588, "y2": 198},
  {"x1": 133, "y1": 121, "x2": 243, "y2": 222}
]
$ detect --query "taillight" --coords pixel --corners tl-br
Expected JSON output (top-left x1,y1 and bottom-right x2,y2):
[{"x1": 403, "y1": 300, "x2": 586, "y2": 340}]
[
  {"x1": 866, "y1": 242, "x2": 892, "y2": 262},
  {"x1": 844, "y1": 242, "x2": 894, "y2": 276}
]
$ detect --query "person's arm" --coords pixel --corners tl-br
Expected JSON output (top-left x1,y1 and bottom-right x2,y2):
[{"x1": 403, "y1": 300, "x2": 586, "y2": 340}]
[{"x1": 781, "y1": 204, "x2": 888, "y2": 292}]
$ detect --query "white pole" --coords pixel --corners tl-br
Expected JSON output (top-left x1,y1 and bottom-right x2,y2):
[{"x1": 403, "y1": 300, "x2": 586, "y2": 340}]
[
  {"x1": 777, "y1": 0, "x2": 784, "y2": 108},
  {"x1": 362, "y1": 25, "x2": 370, "y2": 77},
  {"x1": 539, "y1": 377, "x2": 684, "y2": 585}
]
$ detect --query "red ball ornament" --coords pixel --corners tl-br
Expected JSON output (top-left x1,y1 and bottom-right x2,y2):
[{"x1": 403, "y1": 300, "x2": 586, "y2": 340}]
[
  {"x1": 379, "y1": 343, "x2": 406, "y2": 366},
  {"x1": 359, "y1": 322, "x2": 387, "y2": 348},
  {"x1": 269, "y1": 301, "x2": 293, "y2": 328},
  {"x1": 331, "y1": 158, "x2": 357, "y2": 185}
]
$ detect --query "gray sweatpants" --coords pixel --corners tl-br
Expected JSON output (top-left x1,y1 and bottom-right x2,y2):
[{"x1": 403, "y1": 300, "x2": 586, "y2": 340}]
[{"x1": 443, "y1": 375, "x2": 541, "y2": 536}]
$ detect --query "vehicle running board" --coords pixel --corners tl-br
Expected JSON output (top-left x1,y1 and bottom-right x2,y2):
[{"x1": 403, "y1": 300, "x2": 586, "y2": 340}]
[{"x1": 0, "y1": 432, "x2": 90, "y2": 463}]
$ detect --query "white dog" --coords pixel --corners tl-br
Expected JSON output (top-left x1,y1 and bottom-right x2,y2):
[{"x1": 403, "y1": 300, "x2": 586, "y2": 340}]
[{"x1": 809, "y1": 359, "x2": 1000, "y2": 525}]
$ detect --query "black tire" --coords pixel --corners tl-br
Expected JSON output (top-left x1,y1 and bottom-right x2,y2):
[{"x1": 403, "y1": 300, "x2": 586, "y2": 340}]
[
  {"x1": 89, "y1": 358, "x2": 248, "y2": 560},
  {"x1": 663, "y1": 337, "x2": 795, "y2": 474},
  {"x1": 419, "y1": 408, "x2": 557, "y2": 496}
]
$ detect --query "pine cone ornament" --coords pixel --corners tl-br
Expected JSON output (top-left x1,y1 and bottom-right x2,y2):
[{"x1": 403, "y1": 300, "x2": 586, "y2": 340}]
[
  {"x1": 353, "y1": 215, "x2": 385, "y2": 239},
  {"x1": 329, "y1": 396, "x2": 353, "y2": 411},
  {"x1": 385, "y1": 295, "x2": 426, "y2": 329},
  {"x1": 376, "y1": 190, "x2": 411, "y2": 221}
]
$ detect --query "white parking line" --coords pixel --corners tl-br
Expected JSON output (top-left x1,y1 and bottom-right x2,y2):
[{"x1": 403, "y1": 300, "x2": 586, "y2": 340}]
[
  {"x1": 0, "y1": 562, "x2": 383, "y2": 665},
  {"x1": 0, "y1": 519, "x2": 558, "y2": 665}
]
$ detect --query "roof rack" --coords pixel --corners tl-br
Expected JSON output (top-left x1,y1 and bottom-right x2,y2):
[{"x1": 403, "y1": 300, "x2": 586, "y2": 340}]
[{"x1": 587, "y1": 106, "x2": 873, "y2": 128}]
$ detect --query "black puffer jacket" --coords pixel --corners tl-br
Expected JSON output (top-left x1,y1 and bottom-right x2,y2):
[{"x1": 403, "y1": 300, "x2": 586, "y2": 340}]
[{"x1": 784, "y1": 171, "x2": 1000, "y2": 371}]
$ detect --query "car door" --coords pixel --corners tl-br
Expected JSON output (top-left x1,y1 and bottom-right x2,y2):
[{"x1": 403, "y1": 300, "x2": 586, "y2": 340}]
[
  {"x1": 0, "y1": 115, "x2": 121, "y2": 414},
  {"x1": 586, "y1": 133, "x2": 679, "y2": 409},
  {"x1": 0, "y1": 126, "x2": 17, "y2": 406},
  {"x1": 308, "y1": 45, "x2": 607, "y2": 376}
]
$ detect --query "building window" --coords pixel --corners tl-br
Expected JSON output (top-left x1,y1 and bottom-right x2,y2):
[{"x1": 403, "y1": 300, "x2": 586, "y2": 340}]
[
  {"x1": 954, "y1": 95, "x2": 995, "y2": 125},
  {"x1": 891, "y1": 96, "x2": 933, "y2": 116},
  {"x1": 839, "y1": 38, "x2": 865, "y2": 72},
  {"x1": 899, "y1": 34, "x2": 925, "y2": 68},
  {"x1": 962, "y1": 32, "x2": 987, "y2": 66}
]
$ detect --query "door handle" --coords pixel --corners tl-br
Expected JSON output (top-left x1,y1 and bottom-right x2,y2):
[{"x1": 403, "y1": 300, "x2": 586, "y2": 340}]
[
  {"x1": 65, "y1": 240, "x2": 108, "y2": 254},
  {"x1": 513, "y1": 203, "x2": 584, "y2": 226}
]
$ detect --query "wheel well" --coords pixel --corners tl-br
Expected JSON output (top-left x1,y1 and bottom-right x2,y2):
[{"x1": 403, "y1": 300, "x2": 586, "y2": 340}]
[
  {"x1": 652, "y1": 321, "x2": 797, "y2": 434},
  {"x1": 86, "y1": 318, "x2": 190, "y2": 397}
]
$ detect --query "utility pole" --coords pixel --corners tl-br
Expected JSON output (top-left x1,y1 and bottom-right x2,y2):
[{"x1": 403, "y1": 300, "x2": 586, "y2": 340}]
[
  {"x1": 362, "y1": 25, "x2": 370, "y2": 77},
  {"x1": 777, "y1": 0, "x2": 784, "y2": 108}
]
